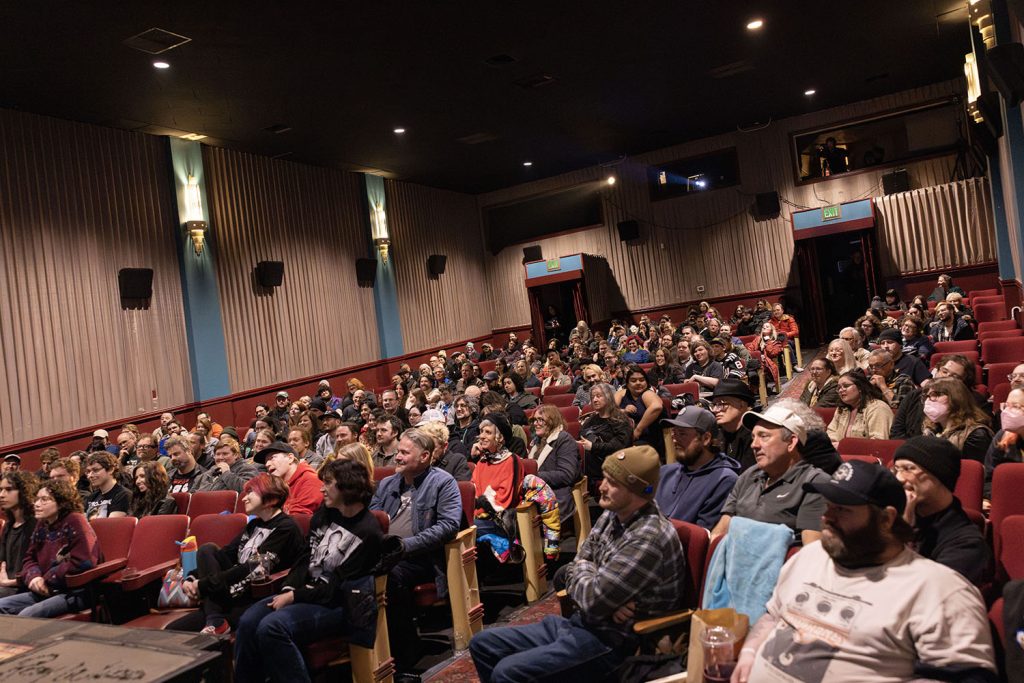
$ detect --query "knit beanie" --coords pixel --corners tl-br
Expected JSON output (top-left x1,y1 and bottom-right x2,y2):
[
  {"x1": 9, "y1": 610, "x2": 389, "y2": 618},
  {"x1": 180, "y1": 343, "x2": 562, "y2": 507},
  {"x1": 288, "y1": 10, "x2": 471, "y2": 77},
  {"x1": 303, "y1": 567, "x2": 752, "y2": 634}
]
[
  {"x1": 602, "y1": 445, "x2": 661, "y2": 499},
  {"x1": 877, "y1": 328, "x2": 903, "y2": 345},
  {"x1": 893, "y1": 435, "x2": 961, "y2": 491},
  {"x1": 480, "y1": 413, "x2": 514, "y2": 449}
]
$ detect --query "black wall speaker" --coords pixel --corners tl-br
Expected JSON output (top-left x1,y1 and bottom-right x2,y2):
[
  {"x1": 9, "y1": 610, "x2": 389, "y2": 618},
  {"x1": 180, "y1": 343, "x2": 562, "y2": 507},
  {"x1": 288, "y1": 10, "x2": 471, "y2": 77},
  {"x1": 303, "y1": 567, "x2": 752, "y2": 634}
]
[
  {"x1": 616, "y1": 220, "x2": 640, "y2": 242},
  {"x1": 987, "y1": 42, "x2": 1024, "y2": 107},
  {"x1": 522, "y1": 245, "x2": 543, "y2": 264},
  {"x1": 754, "y1": 191, "x2": 781, "y2": 218},
  {"x1": 255, "y1": 261, "x2": 285, "y2": 288},
  {"x1": 118, "y1": 268, "x2": 153, "y2": 299},
  {"x1": 427, "y1": 254, "x2": 447, "y2": 276},
  {"x1": 355, "y1": 258, "x2": 377, "y2": 286},
  {"x1": 882, "y1": 170, "x2": 910, "y2": 195}
]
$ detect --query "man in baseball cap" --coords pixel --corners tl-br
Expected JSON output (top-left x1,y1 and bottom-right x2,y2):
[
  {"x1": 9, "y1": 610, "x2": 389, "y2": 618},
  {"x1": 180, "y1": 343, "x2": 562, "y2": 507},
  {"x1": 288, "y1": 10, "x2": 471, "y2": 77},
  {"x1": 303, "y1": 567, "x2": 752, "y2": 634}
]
[
  {"x1": 710, "y1": 379, "x2": 757, "y2": 471},
  {"x1": 732, "y1": 457, "x2": 996, "y2": 682},
  {"x1": 1, "y1": 454, "x2": 20, "y2": 475},
  {"x1": 891, "y1": 436, "x2": 989, "y2": 585},
  {"x1": 470, "y1": 444, "x2": 687, "y2": 681},
  {"x1": 710, "y1": 402, "x2": 830, "y2": 546},
  {"x1": 656, "y1": 407, "x2": 739, "y2": 529}
]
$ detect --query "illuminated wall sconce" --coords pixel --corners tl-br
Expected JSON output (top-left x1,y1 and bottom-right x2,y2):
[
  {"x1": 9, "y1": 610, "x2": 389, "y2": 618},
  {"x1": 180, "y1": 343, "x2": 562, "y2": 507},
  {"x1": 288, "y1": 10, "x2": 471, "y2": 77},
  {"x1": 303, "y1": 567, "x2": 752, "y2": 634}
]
[
  {"x1": 183, "y1": 174, "x2": 208, "y2": 256},
  {"x1": 185, "y1": 220, "x2": 208, "y2": 256},
  {"x1": 965, "y1": 52, "x2": 984, "y2": 124},
  {"x1": 969, "y1": 0, "x2": 995, "y2": 50},
  {"x1": 369, "y1": 201, "x2": 391, "y2": 263}
]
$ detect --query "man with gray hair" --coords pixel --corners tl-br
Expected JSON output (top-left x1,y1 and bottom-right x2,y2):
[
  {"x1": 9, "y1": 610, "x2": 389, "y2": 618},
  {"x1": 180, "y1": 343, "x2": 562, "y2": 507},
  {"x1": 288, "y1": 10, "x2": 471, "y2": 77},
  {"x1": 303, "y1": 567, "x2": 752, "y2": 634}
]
[
  {"x1": 370, "y1": 428, "x2": 462, "y2": 674},
  {"x1": 866, "y1": 348, "x2": 919, "y2": 411}
]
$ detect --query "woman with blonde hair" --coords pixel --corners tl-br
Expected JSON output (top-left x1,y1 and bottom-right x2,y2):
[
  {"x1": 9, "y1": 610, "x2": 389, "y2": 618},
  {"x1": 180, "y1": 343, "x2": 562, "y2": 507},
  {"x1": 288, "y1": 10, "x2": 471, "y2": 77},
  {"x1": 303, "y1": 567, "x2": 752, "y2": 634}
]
[
  {"x1": 922, "y1": 378, "x2": 993, "y2": 462},
  {"x1": 825, "y1": 338, "x2": 856, "y2": 374},
  {"x1": 324, "y1": 442, "x2": 374, "y2": 481}
]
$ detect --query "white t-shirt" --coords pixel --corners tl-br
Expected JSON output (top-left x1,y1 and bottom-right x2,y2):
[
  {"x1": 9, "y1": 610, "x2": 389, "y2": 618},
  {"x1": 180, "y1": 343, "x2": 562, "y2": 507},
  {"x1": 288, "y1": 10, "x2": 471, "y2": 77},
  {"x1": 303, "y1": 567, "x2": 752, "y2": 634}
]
[{"x1": 749, "y1": 541, "x2": 995, "y2": 683}]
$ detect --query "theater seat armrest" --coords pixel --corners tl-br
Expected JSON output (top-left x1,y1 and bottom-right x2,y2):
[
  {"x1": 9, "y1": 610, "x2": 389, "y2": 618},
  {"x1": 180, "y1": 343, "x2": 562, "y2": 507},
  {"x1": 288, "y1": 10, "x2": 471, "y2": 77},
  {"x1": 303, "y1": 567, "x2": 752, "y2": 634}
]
[
  {"x1": 66, "y1": 558, "x2": 128, "y2": 588},
  {"x1": 251, "y1": 569, "x2": 290, "y2": 598},
  {"x1": 120, "y1": 559, "x2": 180, "y2": 592},
  {"x1": 633, "y1": 609, "x2": 694, "y2": 636},
  {"x1": 448, "y1": 527, "x2": 475, "y2": 545}
]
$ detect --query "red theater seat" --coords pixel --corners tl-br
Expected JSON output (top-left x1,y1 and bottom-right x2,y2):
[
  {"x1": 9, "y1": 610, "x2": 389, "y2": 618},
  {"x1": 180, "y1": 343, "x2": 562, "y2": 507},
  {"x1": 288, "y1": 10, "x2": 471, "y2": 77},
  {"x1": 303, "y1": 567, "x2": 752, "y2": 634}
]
[
  {"x1": 542, "y1": 383, "x2": 571, "y2": 396},
  {"x1": 187, "y1": 491, "x2": 238, "y2": 519},
  {"x1": 975, "y1": 303, "x2": 1009, "y2": 325},
  {"x1": 982, "y1": 338, "x2": 1024, "y2": 365},
  {"x1": 544, "y1": 393, "x2": 576, "y2": 408},
  {"x1": 978, "y1": 320, "x2": 1018, "y2": 333},
  {"x1": 930, "y1": 351, "x2": 979, "y2": 371},
  {"x1": 954, "y1": 460, "x2": 983, "y2": 514},
  {"x1": 836, "y1": 438, "x2": 904, "y2": 467},
  {"x1": 190, "y1": 513, "x2": 248, "y2": 548}
]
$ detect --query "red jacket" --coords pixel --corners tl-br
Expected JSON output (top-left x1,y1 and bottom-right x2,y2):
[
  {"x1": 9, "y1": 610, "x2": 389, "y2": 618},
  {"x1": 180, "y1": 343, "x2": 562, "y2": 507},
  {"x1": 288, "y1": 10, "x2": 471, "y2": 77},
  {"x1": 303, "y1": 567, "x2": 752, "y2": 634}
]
[
  {"x1": 21, "y1": 512, "x2": 100, "y2": 591},
  {"x1": 284, "y1": 462, "x2": 324, "y2": 515},
  {"x1": 774, "y1": 315, "x2": 800, "y2": 339}
]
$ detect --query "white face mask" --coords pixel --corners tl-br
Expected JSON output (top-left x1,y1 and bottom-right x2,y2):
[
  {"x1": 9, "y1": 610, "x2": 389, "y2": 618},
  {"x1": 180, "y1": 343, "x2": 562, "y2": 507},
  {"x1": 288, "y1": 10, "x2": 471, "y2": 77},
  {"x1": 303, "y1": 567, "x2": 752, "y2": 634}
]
[{"x1": 923, "y1": 398, "x2": 949, "y2": 424}]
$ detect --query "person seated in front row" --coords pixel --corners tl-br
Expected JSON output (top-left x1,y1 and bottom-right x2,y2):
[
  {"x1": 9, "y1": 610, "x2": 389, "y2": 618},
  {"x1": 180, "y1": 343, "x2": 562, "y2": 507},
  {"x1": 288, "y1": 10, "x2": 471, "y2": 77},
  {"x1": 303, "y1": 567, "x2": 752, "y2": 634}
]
[
  {"x1": 0, "y1": 470, "x2": 39, "y2": 599},
  {"x1": 711, "y1": 404, "x2": 829, "y2": 546},
  {"x1": 0, "y1": 479, "x2": 100, "y2": 618},
  {"x1": 656, "y1": 407, "x2": 738, "y2": 529},
  {"x1": 578, "y1": 382, "x2": 634, "y2": 482},
  {"x1": 892, "y1": 436, "x2": 991, "y2": 587},
  {"x1": 256, "y1": 441, "x2": 324, "y2": 515},
  {"x1": 234, "y1": 460, "x2": 383, "y2": 683},
  {"x1": 370, "y1": 428, "x2": 462, "y2": 673},
  {"x1": 731, "y1": 461, "x2": 996, "y2": 683},
  {"x1": 469, "y1": 446, "x2": 686, "y2": 683},
  {"x1": 175, "y1": 473, "x2": 306, "y2": 635}
]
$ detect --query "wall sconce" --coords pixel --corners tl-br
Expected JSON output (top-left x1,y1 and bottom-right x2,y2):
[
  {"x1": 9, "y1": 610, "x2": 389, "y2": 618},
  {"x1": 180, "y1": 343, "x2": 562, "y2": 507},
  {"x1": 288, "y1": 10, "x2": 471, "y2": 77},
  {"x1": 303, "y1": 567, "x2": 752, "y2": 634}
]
[
  {"x1": 965, "y1": 52, "x2": 984, "y2": 123},
  {"x1": 185, "y1": 220, "x2": 208, "y2": 256},
  {"x1": 969, "y1": 0, "x2": 996, "y2": 50},
  {"x1": 369, "y1": 201, "x2": 390, "y2": 263}
]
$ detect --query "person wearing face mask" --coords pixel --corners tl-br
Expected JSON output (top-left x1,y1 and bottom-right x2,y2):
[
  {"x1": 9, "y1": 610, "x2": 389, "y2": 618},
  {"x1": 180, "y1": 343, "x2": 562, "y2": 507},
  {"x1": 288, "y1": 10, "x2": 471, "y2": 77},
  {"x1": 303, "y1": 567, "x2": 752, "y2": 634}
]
[
  {"x1": 921, "y1": 379, "x2": 992, "y2": 463},
  {"x1": 984, "y1": 387, "x2": 1024, "y2": 498}
]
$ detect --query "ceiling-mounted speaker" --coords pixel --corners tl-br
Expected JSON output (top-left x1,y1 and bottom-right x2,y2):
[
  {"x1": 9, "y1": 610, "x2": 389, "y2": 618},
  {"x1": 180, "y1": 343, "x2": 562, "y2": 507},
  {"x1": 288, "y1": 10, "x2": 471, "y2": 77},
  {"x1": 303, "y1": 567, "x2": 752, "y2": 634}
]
[
  {"x1": 617, "y1": 220, "x2": 640, "y2": 242},
  {"x1": 427, "y1": 254, "x2": 447, "y2": 276},
  {"x1": 522, "y1": 245, "x2": 543, "y2": 264},
  {"x1": 255, "y1": 261, "x2": 284, "y2": 288},
  {"x1": 882, "y1": 169, "x2": 910, "y2": 195},
  {"x1": 118, "y1": 268, "x2": 153, "y2": 300},
  {"x1": 754, "y1": 191, "x2": 780, "y2": 218},
  {"x1": 987, "y1": 42, "x2": 1024, "y2": 107},
  {"x1": 355, "y1": 258, "x2": 377, "y2": 287}
]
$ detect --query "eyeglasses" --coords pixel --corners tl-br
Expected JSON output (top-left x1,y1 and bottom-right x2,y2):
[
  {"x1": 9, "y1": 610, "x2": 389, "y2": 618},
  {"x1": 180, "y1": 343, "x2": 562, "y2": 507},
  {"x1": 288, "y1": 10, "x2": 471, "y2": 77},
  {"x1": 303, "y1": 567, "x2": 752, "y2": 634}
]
[
  {"x1": 808, "y1": 366, "x2": 826, "y2": 373},
  {"x1": 1009, "y1": 373, "x2": 1024, "y2": 381},
  {"x1": 137, "y1": 443, "x2": 155, "y2": 449},
  {"x1": 1001, "y1": 402, "x2": 1024, "y2": 412},
  {"x1": 924, "y1": 393, "x2": 949, "y2": 401},
  {"x1": 866, "y1": 363, "x2": 889, "y2": 371},
  {"x1": 892, "y1": 463, "x2": 922, "y2": 476},
  {"x1": 836, "y1": 383, "x2": 857, "y2": 391}
]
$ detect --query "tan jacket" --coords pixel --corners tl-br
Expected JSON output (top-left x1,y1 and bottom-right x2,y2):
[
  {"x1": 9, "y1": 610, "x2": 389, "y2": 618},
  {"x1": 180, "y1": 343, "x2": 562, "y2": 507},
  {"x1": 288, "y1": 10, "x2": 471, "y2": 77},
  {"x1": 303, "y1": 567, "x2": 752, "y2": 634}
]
[{"x1": 827, "y1": 399, "x2": 894, "y2": 443}]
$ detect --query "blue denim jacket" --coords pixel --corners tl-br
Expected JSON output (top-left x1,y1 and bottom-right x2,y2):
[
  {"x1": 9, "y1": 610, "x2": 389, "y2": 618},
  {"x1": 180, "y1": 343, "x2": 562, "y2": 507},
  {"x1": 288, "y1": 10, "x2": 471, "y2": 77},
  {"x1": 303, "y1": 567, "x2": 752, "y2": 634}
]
[{"x1": 370, "y1": 467, "x2": 462, "y2": 596}]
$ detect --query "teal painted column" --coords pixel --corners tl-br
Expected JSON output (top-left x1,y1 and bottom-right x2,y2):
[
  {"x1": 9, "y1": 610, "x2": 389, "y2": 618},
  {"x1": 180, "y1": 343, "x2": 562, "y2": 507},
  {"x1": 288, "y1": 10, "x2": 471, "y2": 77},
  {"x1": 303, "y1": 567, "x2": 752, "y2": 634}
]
[
  {"x1": 168, "y1": 138, "x2": 231, "y2": 400},
  {"x1": 363, "y1": 174, "x2": 404, "y2": 358}
]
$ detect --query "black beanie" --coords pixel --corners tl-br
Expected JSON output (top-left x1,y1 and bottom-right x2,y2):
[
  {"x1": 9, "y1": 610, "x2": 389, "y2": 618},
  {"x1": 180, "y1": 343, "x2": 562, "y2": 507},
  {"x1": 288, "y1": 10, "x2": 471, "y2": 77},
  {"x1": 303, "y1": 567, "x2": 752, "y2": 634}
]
[
  {"x1": 877, "y1": 328, "x2": 903, "y2": 345},
  {"x1": 481, "y1": 413, "x2": 514, "y2": 448},
  {"x1": 893, "y1": 435, "x2": 961, "y2": 491}
]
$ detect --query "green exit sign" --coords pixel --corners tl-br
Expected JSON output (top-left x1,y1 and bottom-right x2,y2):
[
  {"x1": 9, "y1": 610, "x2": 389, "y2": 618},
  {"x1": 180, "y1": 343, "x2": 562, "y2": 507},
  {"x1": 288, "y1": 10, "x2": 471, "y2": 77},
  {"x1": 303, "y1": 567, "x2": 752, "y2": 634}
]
[
  {"x1": 546, "y1": 258, "x2": 561, "y2": 271},
  {"x1": 822, "y1": 205, "x2": 842, "y2": 221}
]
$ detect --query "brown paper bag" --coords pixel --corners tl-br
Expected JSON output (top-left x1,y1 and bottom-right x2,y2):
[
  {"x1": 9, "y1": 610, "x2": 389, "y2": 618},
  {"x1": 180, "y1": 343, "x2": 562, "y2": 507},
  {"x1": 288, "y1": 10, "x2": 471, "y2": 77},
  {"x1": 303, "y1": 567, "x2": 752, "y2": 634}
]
[{"x1": 686, "y1": 608, "x2": 749, "y2": 683}]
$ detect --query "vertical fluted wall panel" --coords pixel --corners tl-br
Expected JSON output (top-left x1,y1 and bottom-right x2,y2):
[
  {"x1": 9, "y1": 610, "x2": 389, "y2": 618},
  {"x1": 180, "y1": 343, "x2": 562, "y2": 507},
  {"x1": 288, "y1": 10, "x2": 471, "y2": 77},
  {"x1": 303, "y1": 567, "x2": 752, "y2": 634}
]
[
  {"x1": 479, "y1": 80, "x2": 976, "y2": 328},
  {"x1": 384, "y1": 180, "x2": 491, "y2": 351},
  {"x1": 203, "y1": 147, "x2": 379, "y2": 392},
  {"x1": 0, "y1": 109, "x2": 192, "y2": 445}
]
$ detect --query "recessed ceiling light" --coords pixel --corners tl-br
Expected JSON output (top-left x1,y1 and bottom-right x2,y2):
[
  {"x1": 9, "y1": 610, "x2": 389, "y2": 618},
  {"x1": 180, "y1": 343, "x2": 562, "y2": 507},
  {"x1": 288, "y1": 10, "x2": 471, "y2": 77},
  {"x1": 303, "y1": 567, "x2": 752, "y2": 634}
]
[
  {"x1": 746, "y1": 19, "x2": 764, "y2": 30},
  {"x1": 606, "y1": 175, "x2": 616, "y2": 186},
  {"x1": 804, "y1": 89, "x2": 816, "y2": 96},
  {"x1": 523, "y1": 161, "x2": 533, "y2": 167},
  {"x1": 153, "y1": 61, "x2": 170, "y2": 69},
  {"x1": 393, "y1": 127, "x2": 406, "y2": 134}
]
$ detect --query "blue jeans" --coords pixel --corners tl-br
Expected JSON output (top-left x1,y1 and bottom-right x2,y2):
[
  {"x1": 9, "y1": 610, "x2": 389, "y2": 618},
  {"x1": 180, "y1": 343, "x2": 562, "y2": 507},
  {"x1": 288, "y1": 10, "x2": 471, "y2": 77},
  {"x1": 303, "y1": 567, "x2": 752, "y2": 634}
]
[
  {"x1": 234, "y1": 599, "x2": 348, "y2": 683},
  {"x1": 469, "y1": 614, "x2": 623, "y2": 683},
  {"x1": 0, "y1": 589, "x2": 87, "y2": 618}
]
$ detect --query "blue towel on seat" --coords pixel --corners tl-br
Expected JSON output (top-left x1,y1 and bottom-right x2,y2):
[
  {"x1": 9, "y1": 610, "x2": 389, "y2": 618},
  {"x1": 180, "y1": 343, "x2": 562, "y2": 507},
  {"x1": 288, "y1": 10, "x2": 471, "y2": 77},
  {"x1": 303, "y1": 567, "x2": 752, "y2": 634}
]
[{"x1": 701, "y1": 517, "x2": 794, "y2": 623}]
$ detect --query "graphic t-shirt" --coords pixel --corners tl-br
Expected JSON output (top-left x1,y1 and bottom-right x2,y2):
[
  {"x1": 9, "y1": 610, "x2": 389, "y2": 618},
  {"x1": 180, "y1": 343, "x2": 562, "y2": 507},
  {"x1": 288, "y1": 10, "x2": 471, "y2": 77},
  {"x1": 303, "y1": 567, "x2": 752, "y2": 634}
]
[
  {"x1": 85, "y1": 483, "x2": 131, "y2": 520},
  {"x1": 749, "y1": 542, "x2": 996, "y2": 682}
]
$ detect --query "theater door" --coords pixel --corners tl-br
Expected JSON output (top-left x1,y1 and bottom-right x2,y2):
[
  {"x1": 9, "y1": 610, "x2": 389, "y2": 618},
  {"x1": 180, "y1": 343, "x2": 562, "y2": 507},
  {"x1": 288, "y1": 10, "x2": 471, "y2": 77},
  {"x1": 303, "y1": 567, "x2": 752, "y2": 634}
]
[
  {"x1": 523, "y1": 254, "x2": 591, "y2": 348},
  {"x1": 791, "y1": 200, "x2": 879, "y2": 345}
]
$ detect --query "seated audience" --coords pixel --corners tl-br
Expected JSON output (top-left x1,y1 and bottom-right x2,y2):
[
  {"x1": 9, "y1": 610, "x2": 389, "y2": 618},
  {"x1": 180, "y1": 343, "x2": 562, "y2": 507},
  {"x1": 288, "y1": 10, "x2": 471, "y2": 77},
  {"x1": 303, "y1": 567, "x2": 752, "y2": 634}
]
[
  {"x1": 48, "y1": 457, "x2": 87, "y2": 494},
  {"x1": 799, "y1": 357, "x2": 841, "y2": 408},
  {"x1": 893, "y1": 436, "x2": 991, "y2": 586},
  {"x1": 286, "y1": 427, "x2": 320, "y2": 470},
  {"x1": 577, "y1": 382, "x2": 633, "y2": 481},
  {"x1": 986, "y1": 387, "x2": 1024, "y2": 496},
  {"x1": 0, "y1": 454, "x2": 19, "y2": 476},
  {"x1": 0, "y1": 480, "x2": 100, "y2": 617},
  {"x1": 771, "y1": 302, "x2": 799, "y2": 343},
  {"x1": 196, "y1": 437, "x2": 259, "y2": 493},
  {"x1": 928, "y1": 301, "x2": 975, "y2": 341},
  {"x1": 685, "y1": 339, "x2": 726, "y2": 390},
  {"x1": 892, "y1": 353, "x2": 979, "y2": 440},
  {"x1": 256, "y1": 441, "x2": 323, "y2": 515},
  {"x1": 855, "y1": 314, "x2": 883, "y2": 347},
  {"x1": 899, "y1": 316, "x2": 935, "y2": 363},
  {"x1": 615, "y1": 364, "x2": 665, "y2": 454},
  {"x1": 417, "y1": 418, "x2": 471, "y2": 482},
  {"x1": 866, "y1": 349, "x2": 919, "y2": 412},
  {"x1": 649, "y1": 347, "x2": 685, "y2": 387},
  {"x1": 0, "y1": 471, "x2": 39, "y2": 598},
  {"x1": 469, "y1": 446, "x2": 686, "y2": 682},
  {"x1": 371, "y1": 428, "x2": 461, "y2": 673},
  {"x1": 527, "y1": 405, "x2": 581, "y2": 528},
  {"x1": 450, "y1": 395, "x2": 480, "y2": 446},
  {"x1": 657, "y1": 407, "x2": 738, "y2": 529},
  {"x1": 712, "y1": 404, "x2": 829, "y2": 545},
  {"x1": 234, "y1": 460, "x2": 383, "y2": 683},
  {"x1": 166, "y1": 436, "x2": 209, "y2": 494},
  {"x1": 877, "y1": 328, "x2": 930, "y2": 386},
  {"x1": 921, "y1": 378, "x2": 993, "y2": 462},
  {"x1": 748, "y1": 322, "x2": 784, "y2": 392},
  {"x1": 372, "y1": 414, "x2": 403, "y2": 467},
  {"x1": 314, "y1": 410, "x2": 342, "y2": 463},
  {"x1": 827, "y1": 371, "x2": 894, "y2": 445},
  {"x1": 620, "y1": 336, "x2": 650, "y2": 364},
  {"x1": 710, "y1": 379, "x2": 757, "y2": 471},
  {"x1": 572, "y1": 364, "x2": 604, "y2": 408},
  {"x1": 709, "y1": 336, "x2": 745, "y2": 381},
  {"x1": 175, "y1": 473, "x2": 305, "y2": 635},
  {"x1": 541, "y1": 359, "x2": 571, "y2": 394},
  {"x1": 838, "y1": 326, "x2": 871, "y2": 369},
  {"x1": 128, "y1": 462, "x2": 177, "y2": 517},
  {"x1": 825, "y1": 338, "x2": 857, "y2": 374},
  {"x1": 502, "y1": 372, "x2": 538, "y2": 414},
  {"x1": 882, "y1": 288, "x2": 906, "y2": 312},
  {"x1": 83, "y1": 451, "x2": 130, "y2": 520},
  {"x1": 928, "y1": 272, "x2": 966, "y2": 301},
  {"x1": 733, "y1": 460, "x2": 996, "y2": 682},
  {"x1": 780, "y1": 399, "x2": 843, "y2": 476}
]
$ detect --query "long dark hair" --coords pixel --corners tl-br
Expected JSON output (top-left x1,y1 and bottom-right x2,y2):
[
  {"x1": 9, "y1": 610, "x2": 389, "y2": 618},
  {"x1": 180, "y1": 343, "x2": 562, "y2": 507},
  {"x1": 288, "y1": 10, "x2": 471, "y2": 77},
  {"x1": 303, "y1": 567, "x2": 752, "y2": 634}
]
[
  {"x1": 129, "y1": 461, "x2": 171, "y2": 517},
  {"x1": 38, "y1": 479, "x2": 83, "y2": 523},
  {"x1": 1, "y1": 470, "x2": 39, "y2": 524},
  {"x1": 623, "y1": 364, "x2": 652, "y2": 396},
  {"x1": 837, "y1": 370, "x2": 884, "y2": 411}
]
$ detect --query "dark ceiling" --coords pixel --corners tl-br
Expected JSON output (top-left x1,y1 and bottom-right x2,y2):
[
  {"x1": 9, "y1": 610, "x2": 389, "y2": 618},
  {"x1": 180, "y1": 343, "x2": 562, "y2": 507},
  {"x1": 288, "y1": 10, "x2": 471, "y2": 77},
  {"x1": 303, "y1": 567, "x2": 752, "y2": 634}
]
[{"x1": 0, "y1": 1, "x2": 970, "y2": 193}]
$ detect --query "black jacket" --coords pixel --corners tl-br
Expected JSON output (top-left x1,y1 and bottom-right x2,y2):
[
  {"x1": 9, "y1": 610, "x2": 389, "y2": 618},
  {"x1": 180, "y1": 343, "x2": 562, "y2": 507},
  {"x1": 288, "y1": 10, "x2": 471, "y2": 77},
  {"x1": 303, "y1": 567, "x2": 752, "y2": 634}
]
[
  {"x1": 723, "y1": 425, "x2": 755, "y2": 472},
  {"x1": 197, "y1": 512, "x2": 305, "y2": 599},
  {"x1": 799, "y1": 430, "x2": 843, "y2": 475},
  {"x1": 914, "y1": 498, "x2": 991, "y2": 587},
  {"x1": 579, "y1": 413, "x2": 633, "y2": 480},
  {"x1": 528, "y1": 429, "x2": 581, "y2": 526},
  {"x1": 436, "y1": 442, "x2": 472, "y2": 482}
]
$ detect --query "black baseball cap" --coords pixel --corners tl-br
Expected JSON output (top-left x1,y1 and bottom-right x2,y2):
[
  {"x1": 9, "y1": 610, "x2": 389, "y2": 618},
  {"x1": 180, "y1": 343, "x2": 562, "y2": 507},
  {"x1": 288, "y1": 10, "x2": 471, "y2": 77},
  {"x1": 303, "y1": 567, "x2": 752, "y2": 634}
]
[
  {"x1": 320, "y1": 410, "x2": 343, "y2": 421},
  {"x1": 803, "y1": 460, "x2": 906, "y2": 514},
  {"x1": 254, "y1": 441, "x2": 296, "y2": 465}
]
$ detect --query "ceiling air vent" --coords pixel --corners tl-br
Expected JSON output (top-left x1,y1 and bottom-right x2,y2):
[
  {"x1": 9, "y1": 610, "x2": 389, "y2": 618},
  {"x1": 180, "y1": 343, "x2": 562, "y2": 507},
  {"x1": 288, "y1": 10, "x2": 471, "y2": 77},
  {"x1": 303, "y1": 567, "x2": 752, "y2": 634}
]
[
  {"x1": 457, "y1": 132, "x2": 499, "y2": 145},
  {"x1": 708, "y1": 61, "x2": 754, "y2": 79},
  {"x1": 123, "y1": 27, "x2": 192, "y2": 54},
  {"x1": 513, "y1": 73, "x2": 557, "y2": 90}
]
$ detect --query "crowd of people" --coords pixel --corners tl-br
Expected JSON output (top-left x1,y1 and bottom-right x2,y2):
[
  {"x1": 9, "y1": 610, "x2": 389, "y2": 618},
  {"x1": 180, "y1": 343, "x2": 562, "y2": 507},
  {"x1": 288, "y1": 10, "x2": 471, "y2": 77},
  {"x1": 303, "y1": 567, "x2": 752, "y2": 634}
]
[{"x1": 0, "y1": 271, "x2": 1012, "y2": 681}]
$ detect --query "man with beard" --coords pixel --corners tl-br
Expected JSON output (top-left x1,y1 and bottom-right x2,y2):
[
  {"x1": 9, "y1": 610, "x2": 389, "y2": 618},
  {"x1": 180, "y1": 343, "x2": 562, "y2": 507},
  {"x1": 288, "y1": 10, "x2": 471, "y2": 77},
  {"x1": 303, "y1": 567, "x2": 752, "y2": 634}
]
[
  {"x1": 730, "y1": 460, "x2": 996, "y2": 683},
  {"x1": 655, "y1": 407, "x2": 739, "y2": 529}
]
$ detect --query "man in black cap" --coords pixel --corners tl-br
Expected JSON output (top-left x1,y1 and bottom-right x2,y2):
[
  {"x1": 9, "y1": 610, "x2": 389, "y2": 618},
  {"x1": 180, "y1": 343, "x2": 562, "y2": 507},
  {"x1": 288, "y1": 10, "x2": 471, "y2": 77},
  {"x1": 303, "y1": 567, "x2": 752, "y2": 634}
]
[
  {"x1": 893, "y1": 436, "x2": 990, "y2": 586},
  {"x1": 709, "y1": 336, "x2": 745, "y2": 381},
  {"x1": 877, "y1": 328, "x2": 930, "y2": 386},
  {"x1": 656, "y1": 406, "x2": 739, "y2": 529},
  {"x1": 315, "y1": 410, "x2": 342, "y2": 462},
  {"x1": 269, "y1": 391, "x2": 290, "y2": 432},
  {"x1": 709, "y1": 379, "x2": 756, "y2": 471},
  {"x1": 732, "y1": 460, "x2": 996, "y2": 683}
]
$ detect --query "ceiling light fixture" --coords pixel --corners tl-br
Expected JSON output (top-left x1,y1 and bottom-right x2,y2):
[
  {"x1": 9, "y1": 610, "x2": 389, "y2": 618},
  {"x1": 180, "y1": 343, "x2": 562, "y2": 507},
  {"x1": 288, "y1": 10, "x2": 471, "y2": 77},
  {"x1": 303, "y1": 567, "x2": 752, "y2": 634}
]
[
  {"x1": 523, "y1": 161, "x2": 533, "y2": 167},
  {"x1": 393, "y1": 127, "x2": 406, "y2": 134},
  {"x1": 606, "y1": 175, "x2": 616, "y2": 186},
  {"x1": 804, "y1": 89, "x2": 816, "y2": 96},
  {"x1": 746, "y1": 19, "x2": 764, "y2": 30},
  {"x1": 153, "y1": 61, "x2": 170, "y2": 69}
]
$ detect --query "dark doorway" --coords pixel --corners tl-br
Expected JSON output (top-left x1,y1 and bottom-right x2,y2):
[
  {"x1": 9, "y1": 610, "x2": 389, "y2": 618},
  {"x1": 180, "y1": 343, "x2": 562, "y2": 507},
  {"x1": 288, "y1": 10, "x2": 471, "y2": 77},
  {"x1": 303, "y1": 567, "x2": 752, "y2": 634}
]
[
  {"x1": 534, "y1": 283, "x2": 579, "y2": 349},
  {"x1": 796, "y1": 230, "x2": 878, "y2": 344}
]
